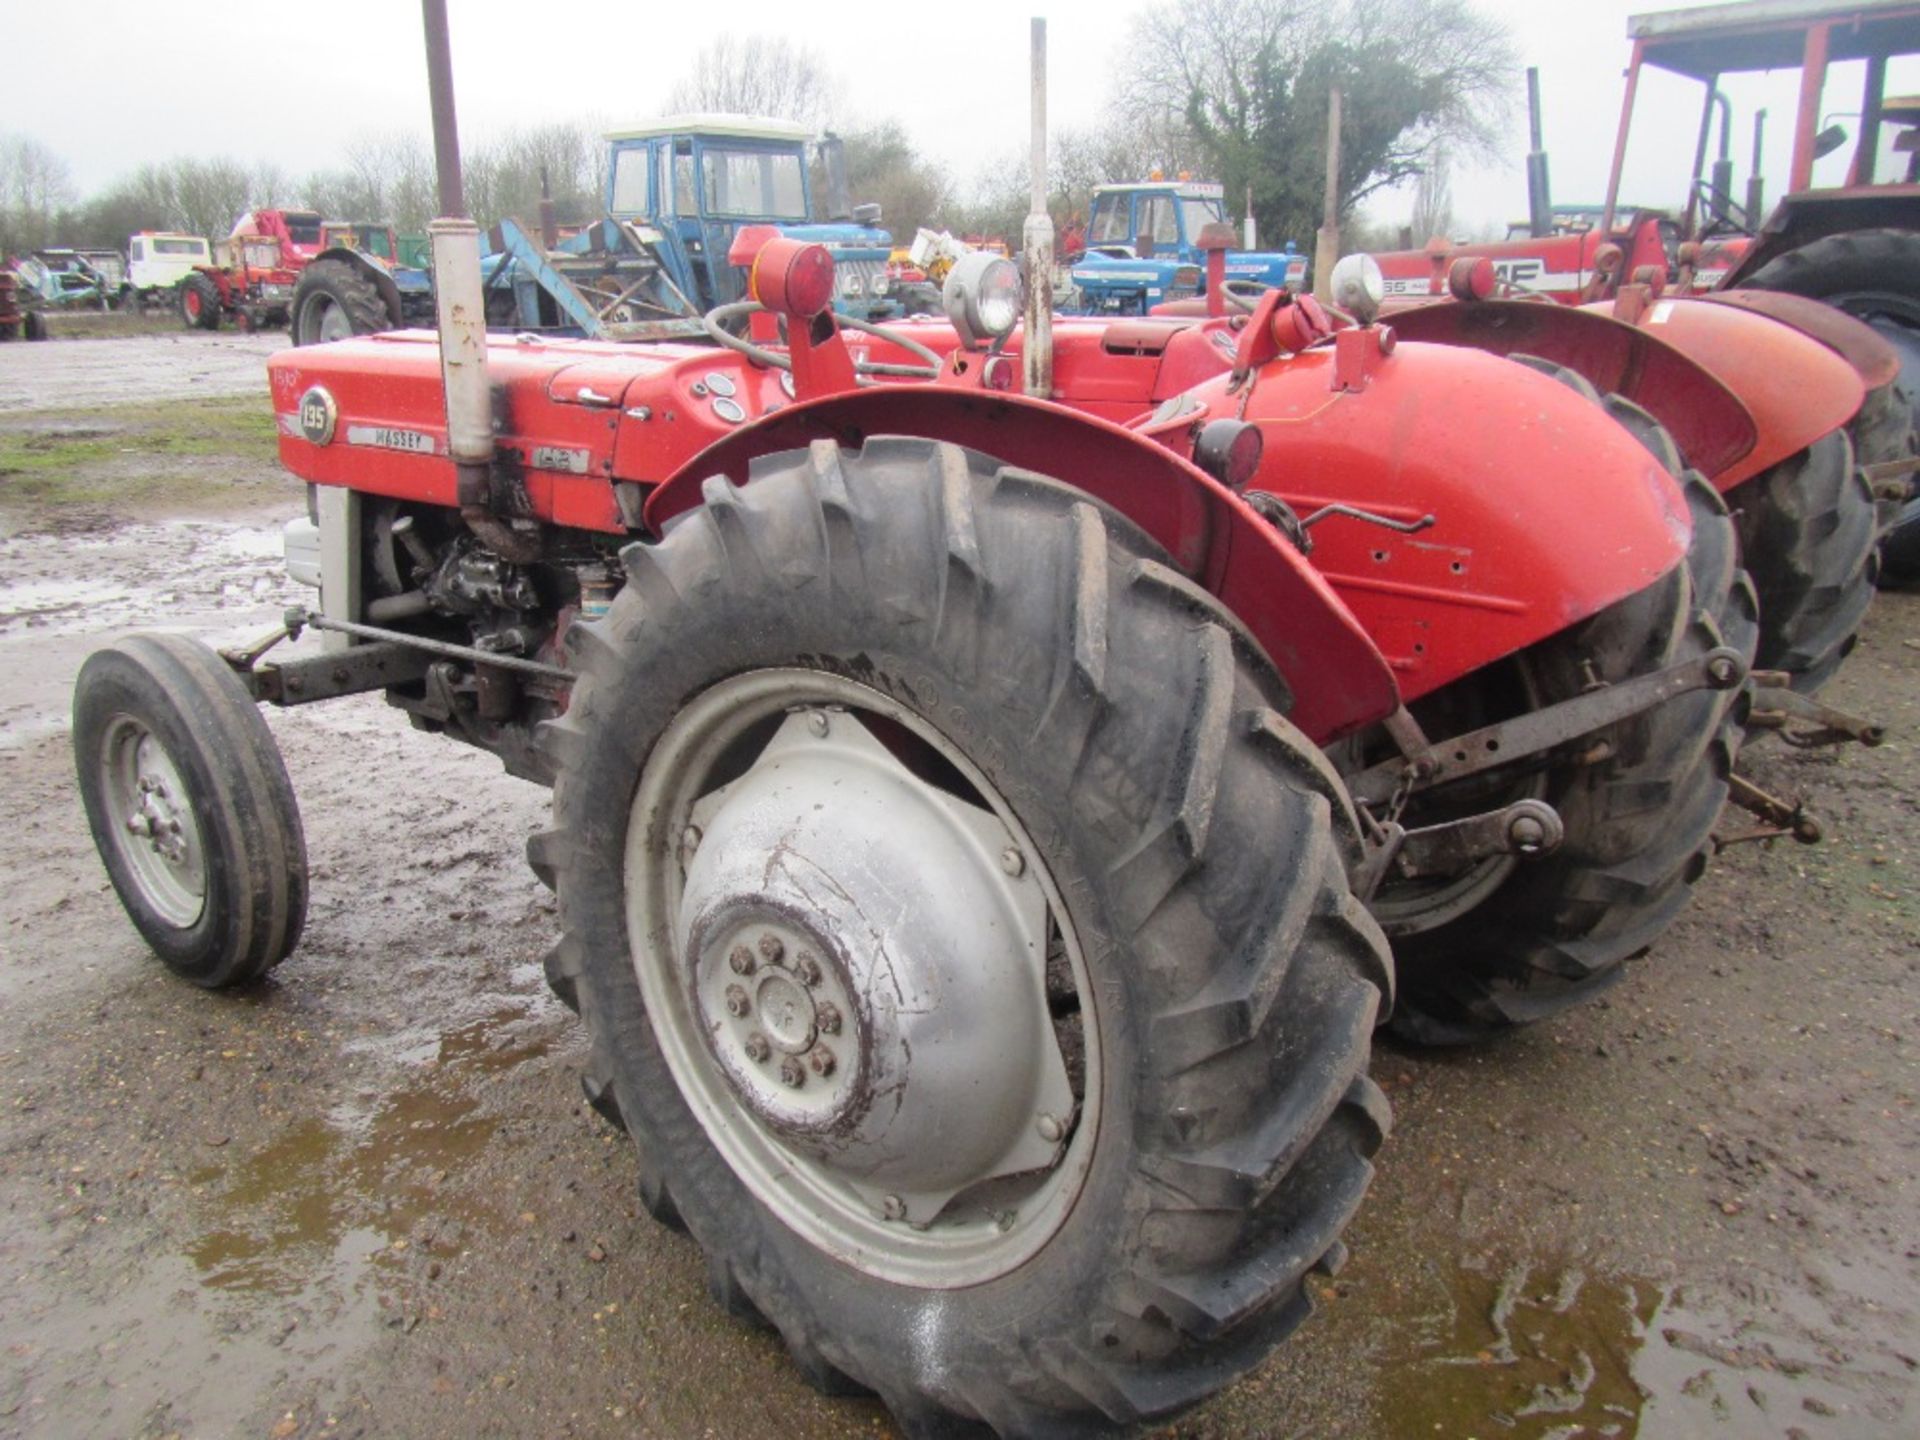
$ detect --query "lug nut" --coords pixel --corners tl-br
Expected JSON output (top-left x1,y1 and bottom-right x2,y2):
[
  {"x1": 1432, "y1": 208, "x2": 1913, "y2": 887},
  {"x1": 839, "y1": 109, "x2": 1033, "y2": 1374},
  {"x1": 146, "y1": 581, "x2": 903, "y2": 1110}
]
[
  {"x1": 125, "y1": 814, "x2": 148, "y2": 836},
  {"x1": 1036, "y1": 1113, "x2": 1065, "y2": 1143},
  {"x1": 724, "y1": 984, "x2": 750, "y2": 1018},
  {"x1": 815, "y1": 1001, "x2": 842, "y2": 1036},
  {"x1": 779, "y1": 1057, "x2": 806, "y2": 1089},
  {"x1": 728, "y1": 945, "x2": 756, "y2": 976},
  {"x1": 1000, "y1": 845, "x2": 1026, "y2": 877},
  {"x1": 793, "y1": 952, "x2": 822, "y2": 987},
  {"x1": 806, "y1": 711, "x2": 829, "y2": 738},
  {"x1": 757, "y1": 933, "x2": 785, "y2": 966},
  {"x1": 881, "y1": 1195, "x2": 908, "y2": 1222},
  {"x1": 807, "y1": 1045, "x2": 835, "y2": 1078},
  {"x1": 680, "y1": 824, "x2": 702, "y2": 863},
  {"x1": 743, "y1": 1032, "x2": 771, "y2": 1063}
]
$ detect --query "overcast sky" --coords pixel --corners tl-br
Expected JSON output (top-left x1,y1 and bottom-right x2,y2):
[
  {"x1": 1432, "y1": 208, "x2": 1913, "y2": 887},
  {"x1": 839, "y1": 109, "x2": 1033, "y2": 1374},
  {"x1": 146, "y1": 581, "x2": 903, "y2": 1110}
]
[{"x1": 5, "y1": 0, "x2": 1916, "y2": 235}]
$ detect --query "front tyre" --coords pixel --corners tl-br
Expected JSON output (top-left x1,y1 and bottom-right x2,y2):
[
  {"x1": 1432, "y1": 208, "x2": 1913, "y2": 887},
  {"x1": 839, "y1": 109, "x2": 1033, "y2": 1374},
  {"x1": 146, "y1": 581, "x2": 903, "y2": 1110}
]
[
  {"x1": 533, "y1": 440, "x2": 1393, "y2": 1436},
  {"x1": 73, "y1": 634, "x2": 308, "y2": 987}
]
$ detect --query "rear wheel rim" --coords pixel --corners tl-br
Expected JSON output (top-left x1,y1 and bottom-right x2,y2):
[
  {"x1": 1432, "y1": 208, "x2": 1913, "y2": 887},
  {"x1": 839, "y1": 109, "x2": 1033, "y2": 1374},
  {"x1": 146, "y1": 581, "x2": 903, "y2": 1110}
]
[
  {"x1": 306, "y1": 294, "x2": 353, "y2": 344},
  {"x1": 625, "y1": 668, "x2": 1099, "y2": 1288},
  {"x1": 100, "y1": 715, "x2": 206, "y2": 929},
  {"x1": 185, "y1": 289, "x2": 201, "y2": 320}
]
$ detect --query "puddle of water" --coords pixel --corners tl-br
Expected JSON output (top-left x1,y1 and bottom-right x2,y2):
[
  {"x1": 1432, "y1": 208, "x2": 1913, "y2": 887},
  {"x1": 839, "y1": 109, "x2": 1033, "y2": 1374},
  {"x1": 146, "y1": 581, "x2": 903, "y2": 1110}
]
[
  {"x1": 185, "y1": 1003, "x2": 553, "y2": 1296},
  {"x1": 1368, "y1": 1253, "x2": 1916, "y2": 1438}
]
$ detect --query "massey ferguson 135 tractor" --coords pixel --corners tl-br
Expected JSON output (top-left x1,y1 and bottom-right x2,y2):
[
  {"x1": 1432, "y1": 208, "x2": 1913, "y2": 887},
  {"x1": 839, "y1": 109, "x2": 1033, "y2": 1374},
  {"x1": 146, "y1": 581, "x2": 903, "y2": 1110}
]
[
  {"x1": 71, "y1": 10, "x2": 1781, "y2": 1436},
  {"x1": 73, "y1": 234, "x2": 1771, "y2": 1433}
]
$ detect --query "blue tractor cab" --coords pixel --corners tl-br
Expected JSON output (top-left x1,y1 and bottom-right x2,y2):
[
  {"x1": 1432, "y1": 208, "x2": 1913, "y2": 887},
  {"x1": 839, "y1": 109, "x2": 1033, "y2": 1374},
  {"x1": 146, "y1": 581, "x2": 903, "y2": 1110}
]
[
  {"x1": 604, "y1": 114, "x2": 896, "y2": 320},
  {"x1": 1066, "y1": 181, "x2": 1307, "y2": 315}
]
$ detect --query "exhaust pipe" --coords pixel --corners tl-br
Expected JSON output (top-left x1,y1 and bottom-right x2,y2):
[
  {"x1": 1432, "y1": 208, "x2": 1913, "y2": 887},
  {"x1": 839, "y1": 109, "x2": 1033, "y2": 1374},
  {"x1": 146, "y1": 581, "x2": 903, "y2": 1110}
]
[
  {"x1": 1525, "y1": 68, "x2": 1553, "y2": 239},
  {"x1": 1747, "y1": 109, "x2": 1768, "y2": 222},
  {"x1": 420, "y1": 0, "x2": 533, "y2": 561},
  {"x1": 1022, "y1": 17, "x2": 1053, "y2": 399}
]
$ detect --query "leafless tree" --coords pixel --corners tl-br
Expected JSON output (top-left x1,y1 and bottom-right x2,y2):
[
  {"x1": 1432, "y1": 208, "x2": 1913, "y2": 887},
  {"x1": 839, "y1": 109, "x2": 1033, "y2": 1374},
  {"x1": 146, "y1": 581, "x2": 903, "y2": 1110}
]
[
  {"x1": 664, "y1": 36, "x2": 843, "y2": 130},
  {"x1": 0, "y1": 134, "x2": 76, "y2": 253},
  {"x1": 1409, "y1": 145, "x2": 1454, "y2": 242}
]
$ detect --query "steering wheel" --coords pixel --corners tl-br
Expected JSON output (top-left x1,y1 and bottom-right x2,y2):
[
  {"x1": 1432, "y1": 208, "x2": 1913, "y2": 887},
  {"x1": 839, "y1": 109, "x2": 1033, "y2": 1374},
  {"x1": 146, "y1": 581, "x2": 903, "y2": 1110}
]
[
  {"x1": 1691, "y1": 180, "x2": 1752, "y2": 237},
  {"x1": 702, "y1": 301, "x2": 945, "y2": 380},
  {"x1": 1220, "y1": 280, "x2": 1266, "y2": 314}
]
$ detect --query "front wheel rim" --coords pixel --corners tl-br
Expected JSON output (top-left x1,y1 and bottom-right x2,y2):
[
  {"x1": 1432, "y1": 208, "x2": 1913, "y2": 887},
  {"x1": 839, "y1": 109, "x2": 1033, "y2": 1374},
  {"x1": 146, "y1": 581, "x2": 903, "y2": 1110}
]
[
  {"x1": 100, "y1": 715, "x2": 207, "y2": 929},
  {"x1": 625, "y1": 669, "x2": 1100, "y2": 1289}
]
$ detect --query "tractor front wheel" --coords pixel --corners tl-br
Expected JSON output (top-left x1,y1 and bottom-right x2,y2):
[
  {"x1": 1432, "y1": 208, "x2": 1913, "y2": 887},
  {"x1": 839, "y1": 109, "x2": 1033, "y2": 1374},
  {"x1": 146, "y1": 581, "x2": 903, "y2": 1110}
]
[
  {"x1": 291, "y1": 259, "x2": 392, "y2": 346},
  {"x1": 179, "y1": 273, "x2": 221, "y2": 331},
  {"x1": 73, "y1": 634, "x2": 307, "y2": 988},
  {"x1": 531, "y1": 439, "x2": 1392, "y2": 1436}
]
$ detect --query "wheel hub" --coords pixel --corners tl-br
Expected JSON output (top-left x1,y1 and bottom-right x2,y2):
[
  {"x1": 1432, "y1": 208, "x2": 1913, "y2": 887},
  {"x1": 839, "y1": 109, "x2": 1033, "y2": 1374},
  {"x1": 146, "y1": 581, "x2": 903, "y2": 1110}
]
[
  {"x1": 102, "y1": 717, "x2": 205, "y2": 928},
  {"x1": 675, "y1": 707, "x2": 1074, "y2": 1222}
]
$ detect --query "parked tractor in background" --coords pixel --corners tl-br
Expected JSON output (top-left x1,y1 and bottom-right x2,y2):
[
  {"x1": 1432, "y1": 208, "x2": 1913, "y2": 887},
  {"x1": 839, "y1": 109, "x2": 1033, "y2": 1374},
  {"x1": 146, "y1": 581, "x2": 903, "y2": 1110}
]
[
  {"x1": 605, "y1": 116, "x2": 898, "y2": 320},
  {"x1": 178, "y1": 232, "x2": 298, "y2": 331},
  {"x1": 1065, "y1": 178, "x2": 1307, "y2": 314},
  {"x1": 122, "y1": 232, "x2": 213, "y2": 313},
  {"x1": 0, "y1": 270, "x2": 47, "y2": 340}
]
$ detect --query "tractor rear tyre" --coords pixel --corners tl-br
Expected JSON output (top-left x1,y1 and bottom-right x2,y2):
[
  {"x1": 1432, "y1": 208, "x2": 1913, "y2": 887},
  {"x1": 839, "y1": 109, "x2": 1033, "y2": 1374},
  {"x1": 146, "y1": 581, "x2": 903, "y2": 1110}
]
[
  {"x1": 73, "y1": 634, "x2": 308, "y2": 988},
  {"x1": 530, "y1": 439, "x2": 1393, "y2": 1436},
  {"x1": 291, "y1": 258, "x2": 392, "y2": 346},
  {"x1": 180, "y1": 273, "x2": 220, "y2": 331},
  {"x1": 23, "y1": 311, "x2": 47, "y2": 341},
  {"x1": 1379, "y1": 369, "x2": 1758, "y2": 1045},
  {"x1": 1744, "y1": 228, "x2": 1920, "y2": 464},
  {"x1": 1723, "y1": 430, "x2": 1876, "y2": 692}
]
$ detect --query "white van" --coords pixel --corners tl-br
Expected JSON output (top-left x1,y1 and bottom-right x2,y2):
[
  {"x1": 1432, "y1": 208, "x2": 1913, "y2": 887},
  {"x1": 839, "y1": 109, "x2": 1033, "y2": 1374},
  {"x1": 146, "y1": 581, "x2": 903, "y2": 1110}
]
[{"x1": 125, "y1": 232, "x2": 212, "y2": 308}]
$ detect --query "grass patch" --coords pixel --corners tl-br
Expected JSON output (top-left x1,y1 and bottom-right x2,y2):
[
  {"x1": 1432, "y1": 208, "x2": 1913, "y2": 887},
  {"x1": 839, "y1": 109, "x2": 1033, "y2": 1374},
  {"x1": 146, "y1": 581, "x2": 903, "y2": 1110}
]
[{"x1": 0, "y1": 395, "x2": 289, "y2": 517}]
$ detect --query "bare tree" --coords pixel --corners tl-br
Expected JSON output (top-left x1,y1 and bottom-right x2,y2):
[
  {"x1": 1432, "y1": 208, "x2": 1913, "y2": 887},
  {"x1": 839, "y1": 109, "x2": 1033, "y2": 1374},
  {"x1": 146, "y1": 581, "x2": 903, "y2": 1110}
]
[
  {"x1": 1409, "y1": 144, "x2": 1454, "y2": 242},
  {"x1": 0, "y1": 134, "x2": 76, "y2": 253},
  {"x1": 664, "y1": 36, "x2": 842, "y2": 130},
  {"x1": 169, "y1": 158, "x2": 254, "y2": 242}
]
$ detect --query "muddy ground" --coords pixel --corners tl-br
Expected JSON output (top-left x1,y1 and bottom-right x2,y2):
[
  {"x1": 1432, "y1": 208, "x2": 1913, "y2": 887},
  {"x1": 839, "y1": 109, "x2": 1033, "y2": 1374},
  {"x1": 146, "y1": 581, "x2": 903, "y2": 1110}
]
[{"x1": 0, "y1": 333, "x2": 1915, "y2": 1439}]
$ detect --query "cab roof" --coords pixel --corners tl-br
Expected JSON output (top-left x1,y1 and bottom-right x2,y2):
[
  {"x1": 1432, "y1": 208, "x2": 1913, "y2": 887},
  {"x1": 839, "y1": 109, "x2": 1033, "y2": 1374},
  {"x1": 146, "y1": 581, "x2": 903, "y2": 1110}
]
[
  {"x1": 605, "y1": 113, "x2": 811, "y2": 143},
  {"x1": 1629, "y1": 0, "x2": 1920, "y2": 78}
]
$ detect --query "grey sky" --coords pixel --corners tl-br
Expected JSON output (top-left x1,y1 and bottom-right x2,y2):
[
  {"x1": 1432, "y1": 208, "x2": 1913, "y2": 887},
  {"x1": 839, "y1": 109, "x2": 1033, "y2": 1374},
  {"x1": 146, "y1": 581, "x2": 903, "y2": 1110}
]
[{"x1": 5, "y1": 0, "x2": 1915, "y2": 235}]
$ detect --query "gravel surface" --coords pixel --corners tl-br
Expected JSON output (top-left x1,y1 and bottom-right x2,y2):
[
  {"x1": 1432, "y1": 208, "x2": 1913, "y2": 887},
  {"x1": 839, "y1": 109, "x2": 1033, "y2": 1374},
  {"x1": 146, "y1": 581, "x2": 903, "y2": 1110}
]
[{"x1": 0, "y1": 332, "x2": 282, "y2": 415}]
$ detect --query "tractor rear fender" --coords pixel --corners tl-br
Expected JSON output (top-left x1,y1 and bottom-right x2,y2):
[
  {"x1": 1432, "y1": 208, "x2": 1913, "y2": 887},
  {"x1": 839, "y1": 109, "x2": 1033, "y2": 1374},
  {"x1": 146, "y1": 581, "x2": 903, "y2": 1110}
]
[
  {"x1": 1169, "y1": 341, "x2": 1695, "y2": 706},
  {"x1": 1386, "y1": 299, "x2": 1758, "y2": 480},
  {"x1": 1579, "y1": 294, "x2": 1865, "y2": 490},
  {"x1": 310, "y1": 246, "x2": 405, "y2": 328},
  {"x1": 1696, "y1": 289, "x2": 1903, "y2": 393},
  {"x1": 644, "y1": 387, "x2": 1400, "y2": 744}
]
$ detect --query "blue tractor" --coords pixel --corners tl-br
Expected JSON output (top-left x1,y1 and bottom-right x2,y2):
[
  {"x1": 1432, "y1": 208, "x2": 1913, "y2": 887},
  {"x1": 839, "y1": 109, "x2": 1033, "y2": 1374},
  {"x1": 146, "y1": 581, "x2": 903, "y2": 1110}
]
[
  {"x1": 604, "y1": 115, "x2": 897, "y2": 321},
  {"x1": 1065, "y1": 181, "x2": 1307, "y2": 315}
]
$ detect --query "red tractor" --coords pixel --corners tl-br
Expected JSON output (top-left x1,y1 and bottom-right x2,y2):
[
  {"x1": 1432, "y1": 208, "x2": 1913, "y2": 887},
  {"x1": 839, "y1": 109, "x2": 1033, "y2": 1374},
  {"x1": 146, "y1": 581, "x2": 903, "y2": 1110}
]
[
  {"x1": 73, "y1": 219, "x2": 1783, "y2": 1433},
  {"x1": 177, "y1": 232, "x2": 299, "y2": 332}
]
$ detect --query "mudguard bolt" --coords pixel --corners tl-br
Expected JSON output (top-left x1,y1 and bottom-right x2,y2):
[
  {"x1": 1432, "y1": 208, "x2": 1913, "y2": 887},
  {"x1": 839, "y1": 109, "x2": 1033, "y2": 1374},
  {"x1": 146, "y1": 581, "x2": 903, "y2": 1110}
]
[
  {"x1": 807, "y1": 710, "x2": 829, "y2": 738},
  {"x1": 728, "y1": 945, "x2": 756, "y2": 976},
  {"x1": 1508, "y1": 815, "x2": 1548, "y2": 853},
  {"x1": 779, "y1": 1057, "x2": 806, "y2": 1089},
  {"x1": 881, "y1": 1195, "x2": 908, "y2": 1222},
  {"x1": 1000, "y1": 845, "x2": 1026, "y2": 877},
  {"x1": 1036, "y1": 1113, "x2": 1064, "y2": 1143},
  {"x1": 743, "y1": 1032, "x2": 771, "y2": 1063},
  {"x1": 808, "y1": 1046, "x2": 835, "y2": 1077},
  {"x1": 815, "y1": 1001, "x2": 842, "y2": 1036},
  {"x1": 793, "y1": 952, "x2": 822, "y2": 987},
  {"x1": 757, "y1": 933, "x2": 785, "y2": 966},
  {"x1": 724, "y1": 984, "x2": 750, "y2": 1018}
]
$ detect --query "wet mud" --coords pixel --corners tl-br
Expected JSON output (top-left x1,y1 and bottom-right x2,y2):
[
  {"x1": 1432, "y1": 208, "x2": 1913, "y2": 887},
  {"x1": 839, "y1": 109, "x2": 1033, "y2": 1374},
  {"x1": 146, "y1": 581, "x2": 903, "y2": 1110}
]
[
  {"x1": 1, "y1": 497, "x2": 1914, "y2": 1438},
  {"x1": 0, "y1": 333, "x2": 281, "y2": 416}
]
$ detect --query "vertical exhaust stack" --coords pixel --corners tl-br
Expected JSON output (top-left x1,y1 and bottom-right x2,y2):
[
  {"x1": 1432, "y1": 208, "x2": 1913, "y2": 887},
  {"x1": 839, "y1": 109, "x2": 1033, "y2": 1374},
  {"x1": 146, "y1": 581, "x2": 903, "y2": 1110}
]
[
  {"x1": 1525, "y1": 67, "x2": 1553, "y2": 239},
  {"x1": 1022, "y1": 16, "x2": 1053, "y2": 399},
  {"x1": 1708, "y1": 90, "x2": 1735, "y2": 228},
  {"x1": 420, "y1": 0, "x2": 498, "y2": 534},
  {"x1": 1747, "y1": 109, "x2": 1768, "y2": 224}
]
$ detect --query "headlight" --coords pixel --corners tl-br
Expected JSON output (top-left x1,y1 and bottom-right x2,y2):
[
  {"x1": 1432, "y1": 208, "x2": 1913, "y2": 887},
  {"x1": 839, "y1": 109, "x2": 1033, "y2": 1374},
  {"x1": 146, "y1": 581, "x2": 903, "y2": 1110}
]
[
  {"x1": 942, "y1": 252, "x2": 1023, "y2": 348},
  {"x1": 840, "y1": 270, "x2": 865, "y2": 298},
  {"x1": 1327, "y1": 253, "x2": 1385, "y2": 324},
  {"x1": 870, "y1": 274, "x2": 892, "y2": 297}
]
